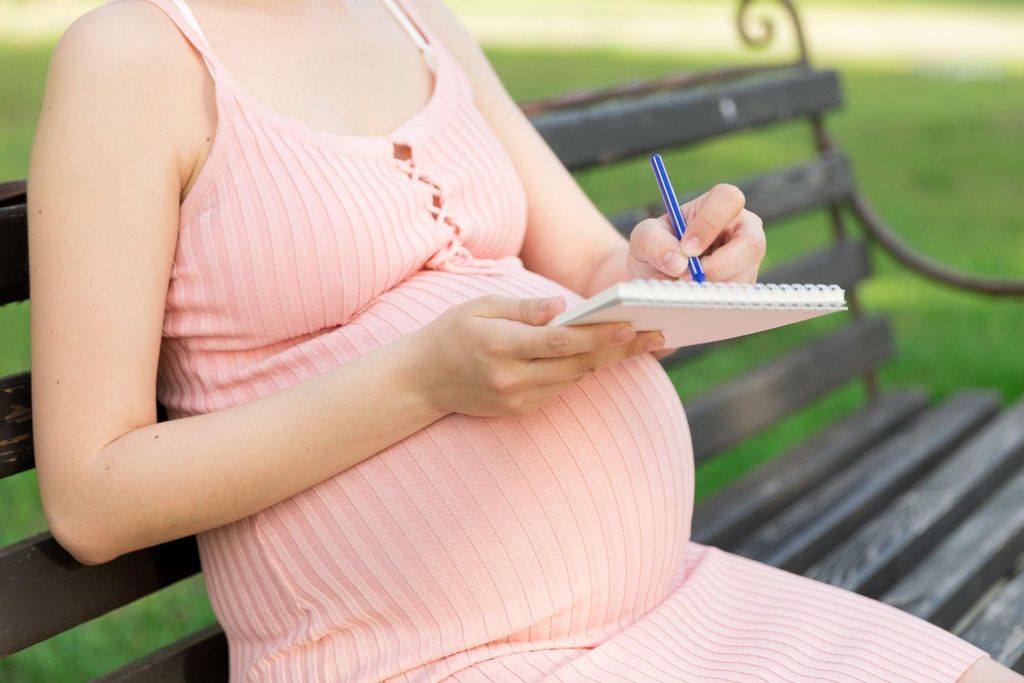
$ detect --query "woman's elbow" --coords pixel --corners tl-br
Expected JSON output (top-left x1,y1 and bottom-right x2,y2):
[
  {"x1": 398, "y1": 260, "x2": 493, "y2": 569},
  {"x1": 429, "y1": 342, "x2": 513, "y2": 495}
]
[
  {"x1": 41, "y1": 484, "x2": 120, "y2": 566},
  {"x1": 48, "y1": 511, "x2": 119, "y2": 566}
]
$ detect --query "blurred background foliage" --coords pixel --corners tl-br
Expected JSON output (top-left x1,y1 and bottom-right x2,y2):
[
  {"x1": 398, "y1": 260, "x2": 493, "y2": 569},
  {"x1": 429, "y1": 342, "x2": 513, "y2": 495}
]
[{"x1": 1, "y1": 0, "x2": 1021, "y2": 680}]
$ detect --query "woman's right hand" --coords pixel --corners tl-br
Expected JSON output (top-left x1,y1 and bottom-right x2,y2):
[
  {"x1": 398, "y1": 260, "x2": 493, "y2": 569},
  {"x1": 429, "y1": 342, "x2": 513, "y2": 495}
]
[{"x1": 408, "y1": 295, "x2": 665, "y2": 418}]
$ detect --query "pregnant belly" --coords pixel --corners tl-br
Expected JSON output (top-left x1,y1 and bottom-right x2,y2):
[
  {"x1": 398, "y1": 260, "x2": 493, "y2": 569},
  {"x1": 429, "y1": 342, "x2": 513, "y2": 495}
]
[{"x1": 196, "y1": 259, "x2": 695, "y2": 677}]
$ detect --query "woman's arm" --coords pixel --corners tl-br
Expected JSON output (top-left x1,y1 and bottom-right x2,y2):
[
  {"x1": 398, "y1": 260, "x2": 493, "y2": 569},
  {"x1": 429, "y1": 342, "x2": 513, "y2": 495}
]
[
  {"x1": 28, "y1": 3, "x2": 452, "y2": 568},
  {"x1": 414, "y1": 0, "x2": 766, "y2": 296},
  {"x1": 29, "y1": 2, "x2": 658, "y2": 566}
]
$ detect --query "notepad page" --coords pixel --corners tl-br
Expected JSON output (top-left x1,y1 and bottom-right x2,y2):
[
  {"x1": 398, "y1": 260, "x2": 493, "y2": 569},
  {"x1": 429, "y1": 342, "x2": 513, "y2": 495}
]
[{"x1": 549, "y1": 280, "x2": 847, "y2": 348}]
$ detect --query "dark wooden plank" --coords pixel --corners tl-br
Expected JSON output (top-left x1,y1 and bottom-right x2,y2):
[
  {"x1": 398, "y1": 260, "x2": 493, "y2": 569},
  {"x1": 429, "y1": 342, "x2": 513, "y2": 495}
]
[
  {"x1": 0, "y1": 200, "x2": 29, "y2": 306},
  {"x1": 534, "y1": 67, "x2": 842, "y2": 171},
  {"x1": 758, "y1": 239, "x2": 869, "y2": 287},
  {"x1": 0, "y1": 532, "x2": 201, "y2": 655},
  {"x1": 692, "y1": 390, "x2": 928, "y2": 549},
  {"x1": 733, "y1": 391, "x2": 1000, "y2": 573},
  {"x1": 0, "y1": 371, "x2": 32, "y2": 479},
  {"x1": 876, "y1": 464, "x2": 1024, "y2": 628},
  {"x1": 960, "y1": 568, "x2": 1024, "y2": 672},
  {"x1": 687, "y1": 315, "x2": 893, "y2": 464},
  {"x1": 0, "y1": 179, "x2": 26, "y2": 205},
  {"x1": 807, "y1": 398, "x2": 1024, "y2": 602},
  {"x1": 609, "y1": 151, "x2": 855, "y2": 235},
  {"x1": 95, "y1": 624, "x2": 227, "y2": 683}
]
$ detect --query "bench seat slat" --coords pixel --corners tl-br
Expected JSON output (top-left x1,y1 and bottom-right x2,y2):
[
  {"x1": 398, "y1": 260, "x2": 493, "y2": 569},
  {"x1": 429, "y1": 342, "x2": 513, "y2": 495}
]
[
  {"x1": 534, "y1": 67, "x2": 842, "y2": 171},
  {"x1": 733, "y1": 391, "x2": 1000, "y2": 573},
  {"x1": 687, "y1": 315, "x2": 893, "y2": 463},
  {"x1": 95, "y1": 624, "x2": 227, "y2": 683},
  {"x1": 610, "y1": 151, "x2": 855, "y2": 235},
  {"x1": 0, "y1": 532, "x2": 200, "y2": 655},
  {"x1": 805, "y1": 398, "x2": 1024, "y2": 602},
  {"x1": 878, "y1": 465, "x2": 1024, "y2": 629},
  {"x1": 960, "y1": 568, "x2": 1024, "y2": 672},
  {"x1": 692, "y1": 390, "x2": 928, "y2": 549}
]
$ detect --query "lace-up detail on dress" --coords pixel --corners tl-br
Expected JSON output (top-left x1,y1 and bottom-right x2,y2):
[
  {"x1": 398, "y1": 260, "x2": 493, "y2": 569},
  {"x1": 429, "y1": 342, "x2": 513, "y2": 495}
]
[{"x1": 391, "y1": 150, "x2": 504, "y2": 275}]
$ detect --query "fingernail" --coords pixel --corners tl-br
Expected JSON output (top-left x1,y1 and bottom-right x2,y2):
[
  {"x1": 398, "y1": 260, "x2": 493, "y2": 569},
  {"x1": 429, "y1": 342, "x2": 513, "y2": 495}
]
[
  {"x1": 644, "y1": 334, "x2": 665, "y2": 352},
  {"x1": 682, "y1": 237, "x2": 702, "y2": 257},
  {"x1": 662, "y1": 251, "x2": 687, "y2": 275},
  {"x1": 539, "y1": 297, "x2": 552, "y2": 312},
  {"x1": 614, "y1": 325, "x2": 634, "y2": 342}
]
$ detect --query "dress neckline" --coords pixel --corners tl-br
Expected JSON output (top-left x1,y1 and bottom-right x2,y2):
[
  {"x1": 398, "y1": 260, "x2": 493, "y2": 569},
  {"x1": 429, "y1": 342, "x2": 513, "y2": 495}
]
[
  {"x1": 213, "y1": 43, "x2": 451, "y2": 157},
  {"x1": 172, "y1": 0, "x2": 452, "y2": 158}
]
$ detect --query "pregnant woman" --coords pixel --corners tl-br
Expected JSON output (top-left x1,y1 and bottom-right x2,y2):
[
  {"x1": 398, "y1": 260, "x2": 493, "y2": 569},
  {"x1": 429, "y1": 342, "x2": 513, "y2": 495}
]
[{"x1": 27, "y1": 0, "x2": 1019, "y2": 681}]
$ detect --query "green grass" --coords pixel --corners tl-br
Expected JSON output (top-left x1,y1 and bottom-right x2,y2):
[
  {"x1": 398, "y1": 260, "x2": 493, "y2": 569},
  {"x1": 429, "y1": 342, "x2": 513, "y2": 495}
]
[{"x1": 2, "y1": 35, "x2": 1023, "y2": 683}]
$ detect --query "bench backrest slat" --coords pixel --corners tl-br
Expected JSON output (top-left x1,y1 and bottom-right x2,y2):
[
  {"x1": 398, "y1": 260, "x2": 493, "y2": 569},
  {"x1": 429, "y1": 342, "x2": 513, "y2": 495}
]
[
  {"x1": 610, "y1": 150, "x2": 855, "y2": 235},
  {"x1": 0, "y1": 371, "x2": 32, "y2": 478},
  {"x1": 534, "y1": 67, "x2": 842, "y2": 171},
  {"x1": 689, "y1": 314, "x2": 892, "y2": 463},
  {"x1": 0, "y1": 180, "x2": 28, "y2": 306},
  {"x1": 0, "y1": 533, "x2": 200, "y2": 656},
  {"x1": 759, "y1": 239, "x2": 868, "y2": 288}
]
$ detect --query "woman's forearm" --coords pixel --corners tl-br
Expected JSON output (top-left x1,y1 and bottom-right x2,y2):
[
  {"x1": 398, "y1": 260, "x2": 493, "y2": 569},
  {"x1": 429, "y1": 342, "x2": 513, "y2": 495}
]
[
  {"x1": 54, "y1": 332, "x2": 446, "y2": 565},
  {"x1": 583, "y1": 241, "x2": 632, "y2": 297}
]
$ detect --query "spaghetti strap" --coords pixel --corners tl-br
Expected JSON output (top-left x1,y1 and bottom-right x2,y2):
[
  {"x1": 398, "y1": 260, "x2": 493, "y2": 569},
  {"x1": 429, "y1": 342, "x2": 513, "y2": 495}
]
[
  {"x1": 165, "y1": 0, "x2": 213, "y2": 48},
  {"x1": 382, "y1": 0, "x2": 438, "y2": 71},
  {"x1": 149, "y1": 0, "x2": 437, "y2": 78},
  {"x1": 141, "y1": 0, "x2": 219, "y2": 80}
]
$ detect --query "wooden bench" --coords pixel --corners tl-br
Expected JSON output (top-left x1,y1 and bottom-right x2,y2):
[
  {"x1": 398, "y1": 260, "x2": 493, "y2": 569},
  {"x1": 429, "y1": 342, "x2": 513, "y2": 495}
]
[{"x1": 3, "y1": 1, "x2": 1023, "y2": 679}]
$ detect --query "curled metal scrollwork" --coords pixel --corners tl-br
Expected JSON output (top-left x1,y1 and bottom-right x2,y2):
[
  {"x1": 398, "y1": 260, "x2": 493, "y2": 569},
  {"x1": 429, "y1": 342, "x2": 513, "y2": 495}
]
[
  {"x1": 849, "y1": 195, "x2": 1024, "y2": 297},
  {"x1": 736, "y1": 0, "x2": 810, "y2": 65}
]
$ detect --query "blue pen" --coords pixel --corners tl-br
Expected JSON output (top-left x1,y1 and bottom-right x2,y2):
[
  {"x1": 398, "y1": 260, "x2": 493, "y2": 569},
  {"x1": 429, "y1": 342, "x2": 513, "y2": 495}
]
[{"x1": 650, "y1": 153, "x2": 705, "y2": 283}]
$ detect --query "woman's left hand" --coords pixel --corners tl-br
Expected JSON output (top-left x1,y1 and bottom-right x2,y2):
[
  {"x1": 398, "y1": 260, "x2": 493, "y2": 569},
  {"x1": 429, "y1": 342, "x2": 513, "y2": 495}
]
[{"x1": 627, "y1": 183, "x2": 766, "y2": 284}]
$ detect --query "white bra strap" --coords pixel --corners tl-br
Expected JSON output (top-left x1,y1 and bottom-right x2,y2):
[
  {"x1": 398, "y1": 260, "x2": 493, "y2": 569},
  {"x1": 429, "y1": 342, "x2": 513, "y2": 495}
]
[
  {"x1": 166, "y1": 0, "x2": 211, "y2": 46},
  {"x1": 165, "y1": 0, "x2": 217, "y2": 77},
  {"x1": 379, "y1": 0, "x2": 437, "y2": 71}
]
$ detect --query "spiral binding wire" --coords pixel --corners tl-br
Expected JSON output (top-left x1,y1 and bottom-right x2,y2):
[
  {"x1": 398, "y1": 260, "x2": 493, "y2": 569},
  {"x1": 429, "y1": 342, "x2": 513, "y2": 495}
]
[{"x1": 620, "y1": 280, "x2": 846, "y2": 310}]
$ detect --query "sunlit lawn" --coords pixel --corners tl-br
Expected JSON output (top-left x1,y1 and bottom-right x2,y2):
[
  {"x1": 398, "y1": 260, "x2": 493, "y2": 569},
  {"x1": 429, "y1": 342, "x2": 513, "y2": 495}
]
[{"x1": 1, "y1": 18, "x2": 1022, "y2": 683}]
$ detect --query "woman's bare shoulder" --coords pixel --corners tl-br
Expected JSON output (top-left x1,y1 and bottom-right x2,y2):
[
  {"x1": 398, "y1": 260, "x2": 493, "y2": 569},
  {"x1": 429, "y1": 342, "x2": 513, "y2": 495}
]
[
  {"x1": 53, "y1": 0, "x2": 201, "y2": 88},
  {"x1": 45, "y1": 0, "x2": 215, "y2": 198}
]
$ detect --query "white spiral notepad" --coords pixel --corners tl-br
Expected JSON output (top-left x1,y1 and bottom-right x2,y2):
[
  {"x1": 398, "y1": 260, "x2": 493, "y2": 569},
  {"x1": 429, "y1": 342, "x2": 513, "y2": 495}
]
[{"x1": 549, "y1": 280, "x2": 847, "y2": 348}]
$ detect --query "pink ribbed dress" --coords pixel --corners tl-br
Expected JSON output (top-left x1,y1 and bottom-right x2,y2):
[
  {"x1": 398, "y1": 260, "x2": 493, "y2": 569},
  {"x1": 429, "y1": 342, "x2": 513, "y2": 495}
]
[{"x1": 146, "y1": 0, "x2": 989, "y2": 680}]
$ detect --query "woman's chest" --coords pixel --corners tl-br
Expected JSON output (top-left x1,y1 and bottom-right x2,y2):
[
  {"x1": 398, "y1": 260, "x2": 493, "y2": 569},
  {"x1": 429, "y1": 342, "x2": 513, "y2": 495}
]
[{"x1": 164, "y1": 115, "x2": 528, "y2": 346}]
